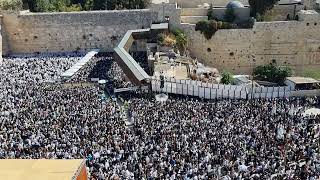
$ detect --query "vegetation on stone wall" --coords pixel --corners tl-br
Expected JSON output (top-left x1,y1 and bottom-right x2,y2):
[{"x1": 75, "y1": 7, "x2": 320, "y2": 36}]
[
  {"x1": 172, "y1": 29, "x2": 188, "y2": 55},
  {"x1": 157, "y1": 29, "x2": 188, "y2": 55},
  {"x1": 200, "y1": 6, "x2": 254, "y2": 39},
  {"x1": 249, "y1": 0, "x2": 279, "y2": 18},
  {"x1": 253, "y1": 64, "x2": 292, "y2": 84},
  {"x1": 195, "y1": 20, "x2": 233, "y2": 40},
  {"x1": 157, "y1": 33, "x2": 176, "y2": 47},
  {"x1": 27, "y1": 0, "x2": 150, "y2": 12},
  {"x1": 0, "y1": 0, "x2": 23, "y2": 10},
  {"x1": 220, "y1": 71, "x2": 234, "y2": 84}
]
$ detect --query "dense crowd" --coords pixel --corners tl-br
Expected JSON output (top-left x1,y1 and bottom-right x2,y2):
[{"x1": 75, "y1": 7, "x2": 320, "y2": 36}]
[
  {"x1": 125, "y1": 95, "x2": 320, "y2": 179},
  {"x1": 0, "y1": 52, "x2": 83, "y2": 84},
  {"x1": 67, "y1": 54, "x2": 132, "y2": 88},
  {"x1": 0, "y1": 53, "x2": 319, "y2": 179}
]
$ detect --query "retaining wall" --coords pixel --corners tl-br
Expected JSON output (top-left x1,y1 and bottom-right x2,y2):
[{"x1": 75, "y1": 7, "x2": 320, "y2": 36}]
[
  {"x1": 0, "y1": 10, "x2": 157, "y2": 55},
  {"x1": 182, "y1": 18, "x2": 320, "y2": 74}
]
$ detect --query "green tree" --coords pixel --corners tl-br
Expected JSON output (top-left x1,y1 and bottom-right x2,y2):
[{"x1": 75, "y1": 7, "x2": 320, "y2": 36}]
[
  {"x1": 71, "y1": 0, "x2": 86, "y2": 7},
  {"x1": 253, "y1": 64, "x2": 292, "y2": 84},
  {"x1": 51, "y1": 0, "x2": 71, "y2": 12},
  {"x1": 221, "y1": 71, "x2": 234, "y2": 84},
  {"x1": 207, "y1": 3, "x2": 218, "y2": 20},
  {"x1": 249, "y1": 0, "x2": 279, "y2": 18},
  {"x1": 172, "y1": 28, "x2": 188, "y2": 55},
  {"x1": 105, "y1": 0, "x2": 116, "y2": 10},
  {"x1": 83, "y1": 0, "x2": 93, "y2": 10},
  {"x1": 136, "y1": 0, "x2": 150, "y2": 9},
  {"x1": 32, "y1": 0, "x2": 50, "y2": 12},
  {"x1": 256, "y1": 13, "x2": 263, "y2": 21},
  {"x1": 27, "y1": 0, "x2": 149, "y2": 11},
  {"x1": 0, "y1": 0, "x2": 23, "y2": 10},
  {"x1": 224, "y1": 8, "x2": 236, "y2": 23},
  {"x1": 64, "y1": 3, "x2": 82, "y2": 11}
]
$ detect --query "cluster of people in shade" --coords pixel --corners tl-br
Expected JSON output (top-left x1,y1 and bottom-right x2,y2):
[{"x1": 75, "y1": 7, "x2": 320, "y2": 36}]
[{"x1": 0, "y1": 53, "x2": 319, "y2": 180}]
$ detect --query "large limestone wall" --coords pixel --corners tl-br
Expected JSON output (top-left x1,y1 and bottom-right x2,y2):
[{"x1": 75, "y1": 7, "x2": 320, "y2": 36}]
[
  {"x1": 0, "y1": 10, "x2": 157, "y2": 54},
  {"x1": 169, "y1": 0, "x2": 249, "y2": 7},
  {"x1": 0, "y1": 16, "x2": 2, "y2": 61},
  {"x1": 182, "y1": 18, "x2": 320, "y2": 75}
]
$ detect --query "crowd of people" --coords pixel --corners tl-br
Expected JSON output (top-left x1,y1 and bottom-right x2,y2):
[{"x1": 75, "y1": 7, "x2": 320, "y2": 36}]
[
  {"x1": 125, "y1": 94, "x2": 320, "y2": 179},
  {"x1": 0, "y1": 52, "x2": 319, "y2": 179},
  {"x1": 67, "y1": 54, "x2": 132, "y2": 88}
]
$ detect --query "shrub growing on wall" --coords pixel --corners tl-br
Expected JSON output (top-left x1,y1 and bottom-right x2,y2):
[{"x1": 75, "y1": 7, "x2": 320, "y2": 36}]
[
  {"x1": 195, "y1": 20, "x2": 217, "y2": 40},
  {"x1": 195, "y1": 20, "x2": 234, "y2": 40},
  {"x1": 172, "y1": 28, "x2": 188, "y2": 55},
  {"x1": 157, "y1": 33, "x2": 176, "y2": 47},
  {"x1": 157, "y1": 29, "x2": 188, "y2": 55}
]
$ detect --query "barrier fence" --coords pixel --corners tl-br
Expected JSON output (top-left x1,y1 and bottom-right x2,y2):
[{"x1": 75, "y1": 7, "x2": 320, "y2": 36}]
[{"x1": 151, "y1": 78, "x2": 292, "y2": 99}]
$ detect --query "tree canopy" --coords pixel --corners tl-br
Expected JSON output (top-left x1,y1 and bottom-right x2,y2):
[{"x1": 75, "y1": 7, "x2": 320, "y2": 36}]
[
  {"x1": 253, "y1": 63, "x2": 292, "y2": 84},
  {"x1": 220, "y1": 71, "x2": 234, "y2": 85},
  {"x1": 0, "y1": 0, "x2": 23, "y2": 10},
  {"x1": 26, "y1": 0, "x2": 150, "y2": 12},
  {"x1": 249, "y1": 0, "x2": 279, "y2": 17}
]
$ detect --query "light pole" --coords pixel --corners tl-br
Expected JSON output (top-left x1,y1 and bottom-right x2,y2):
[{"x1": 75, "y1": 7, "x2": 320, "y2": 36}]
[
  {"x1": 250, "y1": 56, "x2": 256, "y2": 114},
  {"x1": 251, "y1": 57, "x2": 256, "y2": 100},
  {"x1": 162, "y1": 2, "x2": 165, "y2": 22}
]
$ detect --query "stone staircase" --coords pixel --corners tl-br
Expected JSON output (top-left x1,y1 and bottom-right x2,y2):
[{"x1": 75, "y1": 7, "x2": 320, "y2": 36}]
[{"x1": 180, "y1": 8, "x2": 208, "y2": 24}]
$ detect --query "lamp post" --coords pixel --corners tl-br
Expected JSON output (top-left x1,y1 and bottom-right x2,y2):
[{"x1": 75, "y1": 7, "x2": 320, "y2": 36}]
[
  {"x1": 162, "y1": 2, "x2": 165, "y2": 22},
  {"x1": 250, "y1": 56, "x2": 256, "y2": 114},
  {"x1": 251, "y1": 57, "x2": 256, "y2": 100},
  {"x1": 165, "y1": 16, "x2": 170, "y2": 22},
  {"x1": 165, "y1": 16, "x2": 170, "y2": 30}
]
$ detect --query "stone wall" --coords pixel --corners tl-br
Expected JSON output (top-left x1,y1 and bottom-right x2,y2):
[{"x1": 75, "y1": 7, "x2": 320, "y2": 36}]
[
  {"x1": 169, "y1": 0, "x2": 249, "y2": 8},
  {"x1": 303, "y1": 0, "x2": 317, "y2": 10},
  {"x1": 150, "y1": 3, "x2": 181, "y2": 29},
  {"x1": 266, "y1": 4, "x2": 304, "y2": 21},
  {"x1": 181, "y1": 7, "x2": 250, "y2": 23},
  {"x1": 0, "y1": 10, "x2": 157, "y2": 55},
  {"x1": 0, "y1": 21, "x2": 2, "y2": 62},
  {"x1": 182, "y1": 16, "x2": 320, "y2": 75}
]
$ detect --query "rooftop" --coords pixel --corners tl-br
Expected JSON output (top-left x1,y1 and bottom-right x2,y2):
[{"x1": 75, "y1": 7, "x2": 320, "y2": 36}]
[
  {"x1": 286, "y1": 77, "x2": 320, "y2": 84},
  {"x1": 0, "y1": 159, "x2": 85, "y2": 180}
]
